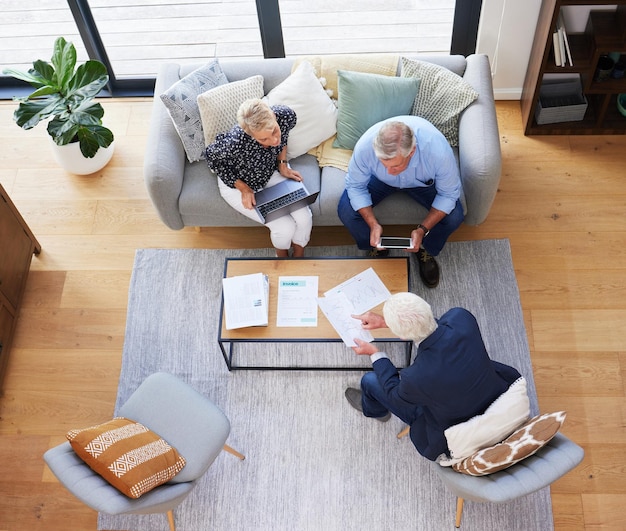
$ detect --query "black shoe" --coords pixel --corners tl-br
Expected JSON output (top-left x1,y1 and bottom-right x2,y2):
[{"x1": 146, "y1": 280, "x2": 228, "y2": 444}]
[
  {"x1": 416, "y1": 248, "x2": 440, "y2": 288},
  {"x1": 367, "y1": 248, "x2": 389, "y2": 257},
  {"x1": 344, "y1": 387, "x2": 391, "y2": 422}
]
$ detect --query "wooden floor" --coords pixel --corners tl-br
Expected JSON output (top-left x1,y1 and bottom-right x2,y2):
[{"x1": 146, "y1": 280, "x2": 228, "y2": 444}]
[{"x1": 1, "y1": 98, "x2": 626, "y2": 530}]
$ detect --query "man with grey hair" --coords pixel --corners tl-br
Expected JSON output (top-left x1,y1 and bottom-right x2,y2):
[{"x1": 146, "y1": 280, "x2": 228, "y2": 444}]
[
  {"x1": 344, "y1": 292, "x2": 522, "y2": 462},
  {"x1": 337, "y1": 116, "x2": 464, "y2": 287}
]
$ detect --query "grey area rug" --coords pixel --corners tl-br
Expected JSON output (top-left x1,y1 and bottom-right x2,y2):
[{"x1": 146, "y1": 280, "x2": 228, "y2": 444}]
[{"x1": 98, "y1": 240, "x2": 553, "y2": 531}]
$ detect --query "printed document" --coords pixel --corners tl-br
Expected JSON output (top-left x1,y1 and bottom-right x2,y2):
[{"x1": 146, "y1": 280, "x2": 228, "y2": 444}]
[
  {"x1": 323, "y1": 267, "x2": 391, "y2": 314},
  {"x1": 318, "y1": 267, "x2": 391, "y2": 347},
  {"x1": 317, "y1": 292, "x2": 374, "y2": 347},
  {"x1": 276, "y1": 276, "x2": 319, "y2": 327},
  {"x1": 222, "y1": 272, "x2": 269, "y2": 330}
]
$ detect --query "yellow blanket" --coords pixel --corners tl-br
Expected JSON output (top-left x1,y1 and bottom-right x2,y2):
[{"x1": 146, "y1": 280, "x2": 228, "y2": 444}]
[{"x1": 291, "y1": 54, "x2": 400, "y2": 171}]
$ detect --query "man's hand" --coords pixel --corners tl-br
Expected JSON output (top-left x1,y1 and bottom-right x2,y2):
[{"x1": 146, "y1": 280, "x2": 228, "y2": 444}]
[
  {"x1": 352, "y1": 311, "x2": 386, "y2": 330},
  {"x1": 408, "y1": 227, "x2": 424, "y2": 253},
  {"x1": 370, "y1": 223, "x2": 383, "y2": 249},
  {"x1": 351, "y1": 338, "x2": 379, "y2": 356}
]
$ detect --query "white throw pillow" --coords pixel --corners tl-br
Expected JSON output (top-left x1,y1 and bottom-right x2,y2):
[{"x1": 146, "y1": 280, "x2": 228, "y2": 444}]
[
  {"x1": 264, "y1": 61, "x2": 337, "y2": 159},
  {"x1": 197, "y1": 75, "x2": 265, "y2": 146},
  {"x1": 438, "y1": 377, "x2": 531, "y2": 466}
]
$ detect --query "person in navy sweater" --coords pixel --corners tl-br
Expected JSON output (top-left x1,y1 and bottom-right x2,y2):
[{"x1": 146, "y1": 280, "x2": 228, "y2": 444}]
[{"x1": 345, "y1": 292, "x2": 522, "y2": 461}]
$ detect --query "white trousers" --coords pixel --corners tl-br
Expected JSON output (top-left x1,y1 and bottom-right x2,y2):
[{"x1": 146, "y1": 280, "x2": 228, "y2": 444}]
[{"x1": 218, "y1": 172, "x2": 313, "y2": 250}]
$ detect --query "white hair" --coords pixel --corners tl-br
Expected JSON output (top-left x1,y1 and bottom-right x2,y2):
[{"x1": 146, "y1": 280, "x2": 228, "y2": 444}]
[
  {"x1": 383, "y1": 292, "x2": 437, "y2": 342},
  {"x1": 373, "y1": 121, "x2": 416, "y2": 159}
]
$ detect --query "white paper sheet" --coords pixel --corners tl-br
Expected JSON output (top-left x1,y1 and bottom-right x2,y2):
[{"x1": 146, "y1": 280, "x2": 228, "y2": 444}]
[
  {"x1": 317, "y1": 291, "x2": 374, "y2": 347},
  {"x1": 323, "y1": 267, "x2": 391, "y2": 314},
  {"x1": 276, "y1": 276, "x2": 319, "y2": 327}
]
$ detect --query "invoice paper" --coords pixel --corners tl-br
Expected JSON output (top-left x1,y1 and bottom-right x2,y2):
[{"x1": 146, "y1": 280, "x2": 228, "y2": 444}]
[{"x1": 276, "y1": 276, "x2": 319, "y2": 327}]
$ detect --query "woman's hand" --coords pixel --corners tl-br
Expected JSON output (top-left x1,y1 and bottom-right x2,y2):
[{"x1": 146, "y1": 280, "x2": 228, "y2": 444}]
[
  {"x1": 234, "y1": 179, "x2": 255, "y2": 209},
  {"x1": 279, "y1": 165, "x2": 302, "y2": 182}
]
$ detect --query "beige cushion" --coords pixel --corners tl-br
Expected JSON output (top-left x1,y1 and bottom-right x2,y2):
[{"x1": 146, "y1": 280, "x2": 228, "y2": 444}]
[
  {"x1": 439, "y1": 377, "x2": 530, "y2": 466},
  {"x1": 264, "y1": 60, "x2": 337, "y2": 160},
  {"x1": 400, "y1": 57, "x2": 478, "y2": 146},
  {"x1": 452, "y1": 411, "x2": 567, "y2": 476},
  {"x1": 197, "y1": 75, "x2": 264, "y2": 146},
  {"x1": 67, "y1": 417, "x2": 186, "y2": 499}
]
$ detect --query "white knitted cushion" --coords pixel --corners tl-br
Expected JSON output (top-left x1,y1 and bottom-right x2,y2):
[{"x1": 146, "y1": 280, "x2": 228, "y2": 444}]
[
  {"x1": 197, "y1": 75, "x2": 265, "y2": 146},
  {"x1": 264, "y1": 60, "x2": 337, "y2": 159},
  {"x1": 400, "y1": 57, "x2": 478, "y2": 146},
  {"x1": 160, "y1": 60, "x2": 228, "y2": 162}
]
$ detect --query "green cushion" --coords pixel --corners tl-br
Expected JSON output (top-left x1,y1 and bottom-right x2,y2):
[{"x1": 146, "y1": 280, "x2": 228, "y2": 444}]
[{"x1": 333, "y1": 70, "x2": 421, "y2": 150}]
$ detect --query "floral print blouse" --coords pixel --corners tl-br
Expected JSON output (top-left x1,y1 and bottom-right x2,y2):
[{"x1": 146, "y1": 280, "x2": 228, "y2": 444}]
[{"x1": 205, "y1": 105, "x2": 296, "y2": 191}]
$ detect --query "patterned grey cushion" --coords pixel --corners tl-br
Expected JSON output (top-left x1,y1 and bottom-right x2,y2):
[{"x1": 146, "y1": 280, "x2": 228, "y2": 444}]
[
  {"x1": 197, "y1": 75, "x2": 265, "y2": 147},
  {"x1": 400, "y1": 57, "x2": 478, "y2": 146},
  {"x1": 160, "y1": 60, "x2": 228, "y2": 162}
]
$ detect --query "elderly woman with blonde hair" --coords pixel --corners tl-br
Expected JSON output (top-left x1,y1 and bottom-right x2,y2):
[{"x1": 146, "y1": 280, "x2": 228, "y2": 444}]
[{"x1": 205, "y1": 98, "x2": 312, "y2": 257}]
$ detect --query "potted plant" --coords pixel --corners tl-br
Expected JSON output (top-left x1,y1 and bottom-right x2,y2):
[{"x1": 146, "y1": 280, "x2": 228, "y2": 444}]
[{"x1": 2, "y1": 36, "x2": 114, "y2": 175}]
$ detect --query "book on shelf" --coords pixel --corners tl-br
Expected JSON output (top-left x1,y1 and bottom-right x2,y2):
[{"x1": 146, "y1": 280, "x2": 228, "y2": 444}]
[
  {"x1": 554, "y1": 11, "x2": 573, "y2": 67},
  {"x1": 222, "y1": 272, "x2": 269, "y2": 330}
]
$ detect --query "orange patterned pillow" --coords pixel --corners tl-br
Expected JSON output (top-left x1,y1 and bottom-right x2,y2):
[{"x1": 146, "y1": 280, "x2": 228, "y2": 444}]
[
  {"x1": 452, "y1": 411, "x2": 566, "y2": 476},
  {"x1": 67, "y1": 417, "x2": 186, "y2": 498}
]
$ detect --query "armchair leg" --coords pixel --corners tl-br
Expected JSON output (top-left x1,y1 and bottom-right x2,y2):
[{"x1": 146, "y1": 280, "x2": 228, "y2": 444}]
[
  {"x1": 167, "y1": 509, "x2": 176, "y2": 531},
  {"x1": 455, "y1": 497, "x2": 464, "y2": 528},
  {"x1": 223, "y1": 444, "x2": 246, "y2": 460},
  {"x1": 397, "y1": 426, "x2": 410, "y2": 439}
]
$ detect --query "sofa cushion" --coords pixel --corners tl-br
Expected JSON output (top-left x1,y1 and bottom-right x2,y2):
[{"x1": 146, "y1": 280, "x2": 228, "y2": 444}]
[
  {"x1": 66, "y1": 417, "x2": 186, "y2": 498},
  {"x1": 400, "y1": 57, "x2": 478, "y2": 147},
  {"x1": 333, "y1": 70, "x2": 421, "y2": 150},
  {"x1": 197, "y1": 75, "x2": 264, "y2": 146},
  {"x1": 452, "y1": 411, "x2": 567, "y2": 476},
  {"x1": 264, "y1": 60, "x2": 337, "y2": 160},
  {"x1": 160, "y1": 60, "x2": 229, "y2": 163}
]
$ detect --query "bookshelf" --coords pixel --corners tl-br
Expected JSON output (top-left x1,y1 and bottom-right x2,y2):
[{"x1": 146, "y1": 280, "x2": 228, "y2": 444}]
[{"x1": 521, "y1": 0, "x2": 626, "y2": 135}]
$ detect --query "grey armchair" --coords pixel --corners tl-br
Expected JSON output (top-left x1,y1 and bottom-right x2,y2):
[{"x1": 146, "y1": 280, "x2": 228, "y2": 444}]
[
  {"x1": 43, "y1": 372, "x2": 244, "y2": 531},
  {"x1": 432, "y1": 433, "x2": 584, "y2": 528}
]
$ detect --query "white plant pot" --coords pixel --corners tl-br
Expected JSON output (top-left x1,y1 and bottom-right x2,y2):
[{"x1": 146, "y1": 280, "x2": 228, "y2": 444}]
[{"x1": 50, "y1": 139, "x2": 115, "y2": 175}]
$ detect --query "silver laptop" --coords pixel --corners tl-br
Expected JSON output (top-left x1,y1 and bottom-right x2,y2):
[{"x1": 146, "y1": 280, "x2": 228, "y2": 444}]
[{"x1": 254, "y1": 180, "x2": 319, "y2": 223}]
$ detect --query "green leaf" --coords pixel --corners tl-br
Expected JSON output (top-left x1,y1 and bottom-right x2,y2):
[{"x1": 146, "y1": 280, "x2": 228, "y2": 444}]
[
  {"x1": 14, "y1": 96, "x2": 66, "y2": 129},
  {"x1": 51, "y1": 37, "x2": 76, "y2": 88}
]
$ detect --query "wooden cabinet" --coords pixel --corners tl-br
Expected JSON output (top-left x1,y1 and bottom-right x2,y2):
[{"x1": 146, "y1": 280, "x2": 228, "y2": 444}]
[
  {"x1": 0, "y1": 184, "x2": 40, "y2": 389},
  {"x1": 521, "y1": 0, "x2": 626, "y2": 135}
]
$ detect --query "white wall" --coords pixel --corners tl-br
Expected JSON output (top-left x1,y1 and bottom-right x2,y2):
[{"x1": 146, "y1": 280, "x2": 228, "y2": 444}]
[{"x1": 477, "y1": 0, "x2": 543, "y2": 100}]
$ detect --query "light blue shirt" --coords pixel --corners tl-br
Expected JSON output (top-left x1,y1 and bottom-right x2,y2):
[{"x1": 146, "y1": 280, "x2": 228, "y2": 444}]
[{"x1": 345, "y1": 116, "x2": 461, "y2": 214}]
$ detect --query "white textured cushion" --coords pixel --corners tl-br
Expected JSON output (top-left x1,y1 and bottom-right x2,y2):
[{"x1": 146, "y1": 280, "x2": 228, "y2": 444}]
[
  {"x1": 160, "y1": 60, "x2": 229, "y2": 162},
  {"x1": 438, "y1": 377, "x2": 531, "y2": 466},
  {"x1": 264, "y1": 61, "x2": 337, "y2": 160},
  {"x1": 400, "y1": 57, "x2": 478, "y2": 147},
  {"x1": 197, "y1": 75, "x2": 264, "y2": 146}
]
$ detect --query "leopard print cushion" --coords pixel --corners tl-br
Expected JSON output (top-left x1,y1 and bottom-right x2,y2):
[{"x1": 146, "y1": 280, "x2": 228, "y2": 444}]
[{"x1": 452, "y1": 411, "x2": 566, "y2": 476}]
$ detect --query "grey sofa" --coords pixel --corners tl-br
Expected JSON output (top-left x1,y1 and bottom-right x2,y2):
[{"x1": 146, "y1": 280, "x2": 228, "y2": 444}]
[{"x1": 144, "y1": 54, "x2": 501, "y2": 230}]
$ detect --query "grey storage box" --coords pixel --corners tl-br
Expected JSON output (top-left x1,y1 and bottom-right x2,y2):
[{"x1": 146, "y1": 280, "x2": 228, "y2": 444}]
[
  {"x1": 535, "y1": 76, "x2": 588, "y2": 124},
  {"x1": 535, "y1": 75, "x2": 587, "y2": 125}
]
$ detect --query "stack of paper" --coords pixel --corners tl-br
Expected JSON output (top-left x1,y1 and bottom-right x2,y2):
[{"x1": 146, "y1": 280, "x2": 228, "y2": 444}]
[{"x1": 222, "y1": 272, "x2": 269, "y2": 330}]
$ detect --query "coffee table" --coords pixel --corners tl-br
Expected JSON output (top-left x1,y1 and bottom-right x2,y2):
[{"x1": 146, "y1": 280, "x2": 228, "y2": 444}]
[{"x1": 218, "y1": 256, "x2": 412, "y2": 370}]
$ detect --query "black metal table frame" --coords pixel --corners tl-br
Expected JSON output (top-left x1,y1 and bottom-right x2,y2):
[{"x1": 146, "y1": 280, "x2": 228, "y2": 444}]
[{"x1": 218, "y1": 256, "x2": 413, "y2": 371}]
